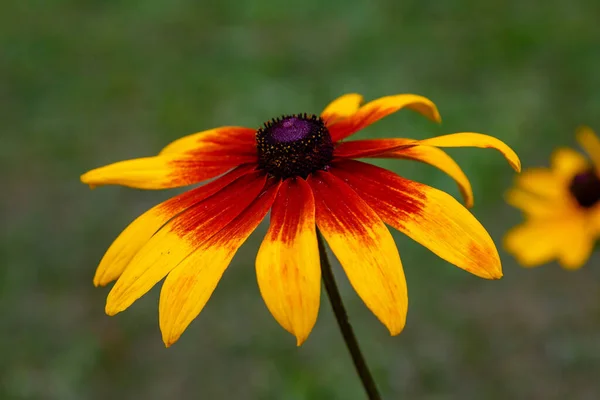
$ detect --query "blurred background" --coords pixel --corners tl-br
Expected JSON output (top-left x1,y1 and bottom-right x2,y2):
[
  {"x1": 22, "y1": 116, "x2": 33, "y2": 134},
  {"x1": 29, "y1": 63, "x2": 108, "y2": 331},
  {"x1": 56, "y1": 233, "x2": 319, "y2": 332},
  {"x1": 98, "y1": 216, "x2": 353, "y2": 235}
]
[{"x1": 2, "y1": 0, "x2": 600, "y2": 399}]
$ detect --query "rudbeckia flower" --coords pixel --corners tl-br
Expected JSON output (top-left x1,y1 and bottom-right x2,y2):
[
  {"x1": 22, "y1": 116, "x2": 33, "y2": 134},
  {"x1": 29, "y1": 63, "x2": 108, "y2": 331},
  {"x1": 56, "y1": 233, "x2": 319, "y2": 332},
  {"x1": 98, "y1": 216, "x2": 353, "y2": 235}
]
[
  {"x1": 505, "y1": 127, "x2": 600, "y2": 269},
  {"x1": 82, "y1": 93, "x2": 520, "y2": 347}
]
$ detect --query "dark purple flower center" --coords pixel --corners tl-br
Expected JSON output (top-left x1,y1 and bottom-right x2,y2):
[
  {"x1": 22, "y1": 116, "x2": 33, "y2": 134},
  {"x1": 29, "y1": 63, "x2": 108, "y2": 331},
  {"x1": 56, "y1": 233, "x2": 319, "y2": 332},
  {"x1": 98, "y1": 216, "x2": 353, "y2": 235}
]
[
  {"x1": 568, "y1": 168, "x2": 600, "y2": 208},
  {"x1": 256, "y1": 114, "x2": 333, "y2": 179}
]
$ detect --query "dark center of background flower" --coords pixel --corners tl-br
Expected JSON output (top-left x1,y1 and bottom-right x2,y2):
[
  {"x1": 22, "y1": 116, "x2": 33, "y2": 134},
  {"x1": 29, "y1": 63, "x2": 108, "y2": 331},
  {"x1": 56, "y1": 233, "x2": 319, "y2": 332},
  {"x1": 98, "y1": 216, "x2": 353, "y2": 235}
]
[
  {"x1": 569, "y1": 168, "x2": 600, "y2": 208},
  {"x1": 256, "y1": 114, "x2": 334, "y2": 179}
]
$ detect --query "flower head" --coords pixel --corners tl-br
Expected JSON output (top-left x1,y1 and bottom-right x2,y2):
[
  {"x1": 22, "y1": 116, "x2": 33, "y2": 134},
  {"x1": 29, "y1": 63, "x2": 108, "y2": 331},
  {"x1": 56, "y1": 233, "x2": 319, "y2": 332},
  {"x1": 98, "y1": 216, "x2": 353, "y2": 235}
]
[
  {"x1": 81, "y1": 93, "x2": 520, "y2": 347},
  {"x1": 504, "y1": 127, "x2": 600, "y2": 269}
]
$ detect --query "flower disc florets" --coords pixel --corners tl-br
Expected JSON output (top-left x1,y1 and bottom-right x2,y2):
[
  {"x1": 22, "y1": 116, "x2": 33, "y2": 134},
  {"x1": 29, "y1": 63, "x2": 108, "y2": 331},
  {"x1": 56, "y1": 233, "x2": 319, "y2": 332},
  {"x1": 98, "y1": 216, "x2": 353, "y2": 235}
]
[
  {"x1": 256, "y1": 114, "x2": 334, "y2": 179},
  {"x1": 569, "y1": 168, "x2": 600, "y2": 208}
]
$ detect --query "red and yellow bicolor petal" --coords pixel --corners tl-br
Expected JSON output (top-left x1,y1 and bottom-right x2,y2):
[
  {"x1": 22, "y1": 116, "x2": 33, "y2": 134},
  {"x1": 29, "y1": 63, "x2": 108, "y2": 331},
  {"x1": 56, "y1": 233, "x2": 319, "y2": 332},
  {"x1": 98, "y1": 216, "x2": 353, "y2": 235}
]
[
  {"x1": 81, "y1": 127, "x2": 257, "y2": 190},
  {"x1": 159, "y1": 126, "x2": 257, "y2": 157},
  {"x1": 104, "y1": 171, "x2": 268, "y2": 316},
  {"x1": 80, "y1": 154, "x2": 251, "y2": 190},
  {"x1": 382, "y1": 146, "x2": 474, "y2": 208},
  {"x1": 93, "y1": 165, "x2": 256, "y2": 286},
  {"x1": 332, "y1": 160, "x2": 502, "y2": 279},
  {"x1": 327, "y1": 94, "x2": 441, "y2": 142},
  {"x1": 320, "y1": 93, "x2": 364, "y2": 125},
  {"x1": 504, "y1": 213, "x2": 593, "y2": 270},
  {"x1": 334, "y1": 139, "x2": 473, "y2": 207},
  {"x1": 159, "y1": 180, "x2": 281, "y2": 347},
  {"x1": 336, "y1": 133, "x2": 521, "y2": 172},
  {"x1": 577, "y1": 126, "x2": 600, "y2": 171},
  {"x1": 308, "y1": 171, "x2": 408, "y2": 335},
  {"x1": 255, "y1": 178, "x2": 320, "y2": 345}
]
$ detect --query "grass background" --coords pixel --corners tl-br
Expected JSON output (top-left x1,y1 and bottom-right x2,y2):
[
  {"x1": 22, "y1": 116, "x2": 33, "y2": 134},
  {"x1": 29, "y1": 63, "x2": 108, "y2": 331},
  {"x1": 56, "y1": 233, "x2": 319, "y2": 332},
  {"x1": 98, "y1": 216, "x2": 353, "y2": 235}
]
[{"x1": 2, "y1": 0, "x2": 600, "y2": 399}]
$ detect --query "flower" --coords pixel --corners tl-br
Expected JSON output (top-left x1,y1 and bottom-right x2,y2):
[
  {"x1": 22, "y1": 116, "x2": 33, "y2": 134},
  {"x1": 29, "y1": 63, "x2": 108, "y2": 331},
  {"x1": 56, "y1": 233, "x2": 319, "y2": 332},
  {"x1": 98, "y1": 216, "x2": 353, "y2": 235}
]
[
  {"x1": 505, "y1": 127, "x2": 600, "y2": 269},
  {"x1": 81, "y1": 93, "x2": 520, "y2": 347}
]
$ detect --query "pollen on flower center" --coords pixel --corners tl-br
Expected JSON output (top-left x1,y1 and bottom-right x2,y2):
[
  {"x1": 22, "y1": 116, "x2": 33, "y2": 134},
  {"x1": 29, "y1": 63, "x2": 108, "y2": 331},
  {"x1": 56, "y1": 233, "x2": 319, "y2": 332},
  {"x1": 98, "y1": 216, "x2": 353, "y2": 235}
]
[
  {"x1": 256, "y1": 114, "x2": 334, "y2": 179},
  {"x1": 569, "y1": 168, "x2": 600, "y2": 208}
]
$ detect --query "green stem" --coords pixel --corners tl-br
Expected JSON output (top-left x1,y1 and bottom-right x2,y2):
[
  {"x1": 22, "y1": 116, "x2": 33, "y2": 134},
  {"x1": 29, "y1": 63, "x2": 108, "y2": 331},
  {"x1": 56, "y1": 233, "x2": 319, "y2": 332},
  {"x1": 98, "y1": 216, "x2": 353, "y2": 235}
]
[{"x1": 317, "y1": 231, "x2": 382, "y2": 400}]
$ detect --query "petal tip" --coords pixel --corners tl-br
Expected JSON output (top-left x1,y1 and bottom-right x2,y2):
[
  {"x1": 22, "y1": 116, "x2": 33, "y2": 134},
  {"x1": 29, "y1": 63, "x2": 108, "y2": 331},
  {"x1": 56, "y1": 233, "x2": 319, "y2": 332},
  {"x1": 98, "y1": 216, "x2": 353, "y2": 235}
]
[
  {"x1": 105, "y1": 295, "x2": 125, "y2": 316},
  {"x1": 93, "y1": 271, "x2": 110, "y2": 287},
  {"x1": 162, "y1": 336, "x2": 178, "y2": 348},
  {"x1": 104, "y1": 304, "x2": 120, "y2": 317},
  {"x1": 295, "y1": 335, "x2": 307, "y2": 347},
  {"x1": 161, "y1": 325, "x2": 183, "y2": 348},
  {"x1": 387, "y1": 323, "x2": 405, "y2": 336},
  {"x1": 80, "y1": 172, "x2": 97, "y2": 188}
]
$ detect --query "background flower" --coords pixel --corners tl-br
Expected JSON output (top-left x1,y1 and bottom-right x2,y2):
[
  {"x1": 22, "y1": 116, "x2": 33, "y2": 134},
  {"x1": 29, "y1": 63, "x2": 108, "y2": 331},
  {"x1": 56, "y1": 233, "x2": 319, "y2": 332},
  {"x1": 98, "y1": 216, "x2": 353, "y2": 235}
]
[
  {"x1": 2, "y1": 1, "x2": 600, "y2": 399},
  {"x1": 505, "y1": 127, "x2": 600, "y2": 269}
]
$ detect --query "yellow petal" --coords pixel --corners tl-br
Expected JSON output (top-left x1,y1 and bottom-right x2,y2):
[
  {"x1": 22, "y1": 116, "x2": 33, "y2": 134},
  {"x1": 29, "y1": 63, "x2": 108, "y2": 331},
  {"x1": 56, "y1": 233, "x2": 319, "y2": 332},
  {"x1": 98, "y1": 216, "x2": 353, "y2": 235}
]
[
  {"x1": 383, "y1": 145, "x2": 474, "y2": 208},
  {"x1": 308, "y1": 170, "x2": 408, "y2": 335},
  {"x1": 320, "y1": 93, "x2": 364, "y2": 125},
  {"x1": 81, "y1": 155, "x2": 240, "y2": 190},
  {"x1": 158, "y1": 126, "x2": 257, "y2": 156},
  {"x1": 333, "y1": 160, "x2": 502, "y2": 279},
  {"x1": 514, "y1": 167, "x2": 565, "y2": 199},
  {"x1": 416, "y1": 132, "x2": 521, "y2": 172},
  {"x1": 105, "y1": 172, "x2": 267, "y2": 315},
  {"x1": 551, "y1": 147, "x2": 589, "y2": 180},
  {"x1": 504, "y1": 214, "x2": 593, "y2": 269},
  {"x1": 504, "y1": 222, "x2": 559, "y2": 267},
  {"x1": 159, "y1": 181, "x2": 281, "y2": 347},
  {"x1": 504, "y1": 188, "x2": 560, "y2": 218},
  {"x1": 576, "y1": 126, "x2": 600, "y2": 171},
  {"x1": 557, "y1": 214, "x2": 594, "y2": 270},
  {"x1": 256, "y1": 178, "x2": 320, "y2": 345},
  {"x1": 329, "y1": 94, "x2": 441, "y2": 142},
  {"x1": 92, "y1": 165, "x2": 255, "y2": 286}
]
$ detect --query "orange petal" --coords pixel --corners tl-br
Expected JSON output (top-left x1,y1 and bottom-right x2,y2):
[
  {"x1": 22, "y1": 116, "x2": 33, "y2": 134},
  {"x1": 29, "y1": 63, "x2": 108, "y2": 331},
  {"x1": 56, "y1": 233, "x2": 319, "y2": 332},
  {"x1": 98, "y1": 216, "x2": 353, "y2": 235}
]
[
  {"x1": 576, "y1": 126, "x2": 600, "y2": 172},
  {"x1": 332, "y1": 160, "x2": 502, "y2": 279},
  {"x1": 93, "y1": 165, "x2": 256, "y2": 287},
  {"x1": 328, "y1": 94, "x2": 441, "y2": 142},
  {"x1": 159, "y1": 126, "x2": 257, "y2": 157},
  {"x1": 335, "y1": 139, "x2": 473, "y2": 207},
  {"x1": 307, "y1": 170, "x2": 408, "y2": 335},
  {"x1": 105, "y1": 172, "x2": 267, "y2": 316},
  {"x1": 80, "y1": 154, "x2": 253, "y2": 190},
  {"x1": 256, "y1": 178, "x2": 320, "y2": 345},
  {"x1": 159, "y1": 180, "x2": 281, "y2": 347},
  {"x1": 414, "y1": 132, "x2": 521, "y2": 172},
  {"x1": 320, "y1": 93, "x2": 364, "y2": 125}
]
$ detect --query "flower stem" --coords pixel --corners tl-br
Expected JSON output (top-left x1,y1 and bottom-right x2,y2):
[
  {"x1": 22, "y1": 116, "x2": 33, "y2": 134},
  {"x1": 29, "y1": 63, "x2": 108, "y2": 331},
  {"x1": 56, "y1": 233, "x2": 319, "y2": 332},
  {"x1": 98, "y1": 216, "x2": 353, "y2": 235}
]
[{"x1": 317, "y1": 230, "x2": 382, "y2": 400}]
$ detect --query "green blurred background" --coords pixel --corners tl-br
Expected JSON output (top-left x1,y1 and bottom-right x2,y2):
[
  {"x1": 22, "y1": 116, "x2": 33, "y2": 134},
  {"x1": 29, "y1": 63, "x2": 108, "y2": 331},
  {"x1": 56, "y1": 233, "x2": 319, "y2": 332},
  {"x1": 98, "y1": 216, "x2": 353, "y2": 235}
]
[{"x1": 2, "y1": 0, "x2": 600, "y2": 399}]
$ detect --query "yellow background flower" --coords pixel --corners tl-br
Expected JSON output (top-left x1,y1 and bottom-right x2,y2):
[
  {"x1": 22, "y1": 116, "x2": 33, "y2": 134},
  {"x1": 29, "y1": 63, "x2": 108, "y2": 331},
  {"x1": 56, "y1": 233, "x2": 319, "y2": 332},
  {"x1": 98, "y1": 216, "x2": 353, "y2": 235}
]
[{"x1": 505, "y1": 127, "x2": 600, "y2": 269}]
